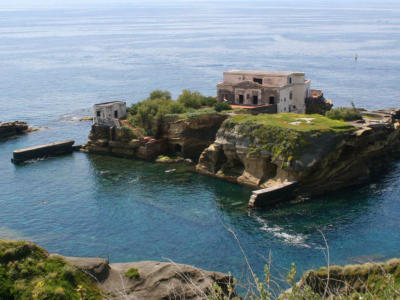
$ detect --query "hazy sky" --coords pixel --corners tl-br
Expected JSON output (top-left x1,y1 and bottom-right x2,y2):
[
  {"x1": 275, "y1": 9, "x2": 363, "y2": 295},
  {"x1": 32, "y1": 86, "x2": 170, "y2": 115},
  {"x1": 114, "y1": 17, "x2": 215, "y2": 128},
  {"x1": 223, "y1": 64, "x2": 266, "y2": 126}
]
[{"x1": 2, "y1": 0, "x2": 398, "y2": 10}]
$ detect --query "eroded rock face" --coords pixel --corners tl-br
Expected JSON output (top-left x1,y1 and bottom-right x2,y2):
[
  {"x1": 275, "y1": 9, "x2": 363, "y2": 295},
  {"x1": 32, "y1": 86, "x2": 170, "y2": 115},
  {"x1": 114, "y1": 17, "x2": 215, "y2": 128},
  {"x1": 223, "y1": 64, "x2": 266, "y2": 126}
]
[
  {"x1": 161, "y1": 113, "x2": 228, "y2": 160},
  {"x1": 83, "y1": 113, "x2": 227, "y2": 161},
  {"x1": 0, "y1": 121, "x2": 29, "y2": 139},
  {"x1": 56, "y1": 255, "x2": 235, "y2": 300},
  {"x1": 197, "y1": 109, "x2": 400, "y2": 196}
]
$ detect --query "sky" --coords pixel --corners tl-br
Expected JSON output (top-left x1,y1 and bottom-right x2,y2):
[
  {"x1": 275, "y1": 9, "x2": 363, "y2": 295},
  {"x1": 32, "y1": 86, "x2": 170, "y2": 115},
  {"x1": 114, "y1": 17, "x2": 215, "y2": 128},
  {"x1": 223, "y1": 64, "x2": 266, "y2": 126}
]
[{"x1": 1, "y1": 0, "x2": 399, "y2": 10}]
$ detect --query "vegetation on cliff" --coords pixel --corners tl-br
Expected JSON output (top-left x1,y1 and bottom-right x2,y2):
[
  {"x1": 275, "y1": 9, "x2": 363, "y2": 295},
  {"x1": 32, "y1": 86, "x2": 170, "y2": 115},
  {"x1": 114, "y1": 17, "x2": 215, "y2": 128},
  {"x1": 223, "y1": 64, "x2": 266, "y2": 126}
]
[
  {"x1": 0, "y1": 240, "x2": 102, "y2": 300},
  {"x1": 222, "y1": 113, "x2": 355, "y2": 163},
  {"x1": 325, "y1": 104, "x2": 362, "y2": 121},
  {"x1": 126, "y1": 90, "x2": 231, "y2": 136}
]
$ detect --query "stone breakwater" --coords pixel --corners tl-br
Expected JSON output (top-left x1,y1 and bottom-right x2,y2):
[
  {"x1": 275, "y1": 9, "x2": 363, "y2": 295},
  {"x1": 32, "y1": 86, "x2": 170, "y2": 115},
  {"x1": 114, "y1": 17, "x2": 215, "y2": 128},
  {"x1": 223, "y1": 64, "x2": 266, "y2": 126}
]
[
  {"x1": 196, "y1": 108, "x2": 400, "y2": 196},
  {"x1": 0, "y1": 121, "x2": 30, "y2": 139}
]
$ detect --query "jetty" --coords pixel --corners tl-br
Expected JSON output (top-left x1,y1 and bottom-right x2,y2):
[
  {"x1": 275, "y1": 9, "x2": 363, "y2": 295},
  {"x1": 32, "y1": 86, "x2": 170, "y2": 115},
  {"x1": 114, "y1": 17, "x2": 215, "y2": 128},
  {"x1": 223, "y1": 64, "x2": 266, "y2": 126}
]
[
  {"x1": 12, "y1": 140, "x2": 75, "y2": 164},
  {"x1": 248, "y1": 181, "x2": 298, "y2": 207}
]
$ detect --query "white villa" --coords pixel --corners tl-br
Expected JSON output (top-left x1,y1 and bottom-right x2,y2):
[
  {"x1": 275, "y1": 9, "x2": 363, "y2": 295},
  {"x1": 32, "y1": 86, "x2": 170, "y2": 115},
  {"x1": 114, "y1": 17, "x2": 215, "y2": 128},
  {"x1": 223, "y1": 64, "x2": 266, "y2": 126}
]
[{"x1": 217, "y1": 70, "x2": 312, "y2": 114}]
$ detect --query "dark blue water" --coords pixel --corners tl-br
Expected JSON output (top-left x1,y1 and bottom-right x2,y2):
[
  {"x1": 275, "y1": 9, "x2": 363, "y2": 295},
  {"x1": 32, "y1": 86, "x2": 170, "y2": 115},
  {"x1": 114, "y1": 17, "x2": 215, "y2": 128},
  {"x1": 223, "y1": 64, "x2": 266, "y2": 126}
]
[{"x1": 1, "y1": 0, "x2": 400, "y2": 286}]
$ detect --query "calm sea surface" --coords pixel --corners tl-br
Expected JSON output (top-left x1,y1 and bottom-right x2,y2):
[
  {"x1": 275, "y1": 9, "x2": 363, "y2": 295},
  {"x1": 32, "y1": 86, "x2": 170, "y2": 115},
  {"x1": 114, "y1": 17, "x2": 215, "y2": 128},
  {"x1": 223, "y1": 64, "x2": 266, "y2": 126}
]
[{"x1": 1, "y1": 0, "x2": 400, "y2": 286}]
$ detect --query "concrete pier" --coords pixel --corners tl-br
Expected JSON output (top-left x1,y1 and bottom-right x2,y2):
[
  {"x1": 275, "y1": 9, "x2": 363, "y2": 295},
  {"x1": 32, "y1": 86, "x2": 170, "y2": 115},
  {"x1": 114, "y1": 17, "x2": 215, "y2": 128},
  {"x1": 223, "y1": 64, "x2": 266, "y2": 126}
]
[
  {"x1": 12, "y1": 140, "x2": 75, "y2": 163},
  {"x1": 249, "y1": 181, "x2": 298, "y2": 207}
]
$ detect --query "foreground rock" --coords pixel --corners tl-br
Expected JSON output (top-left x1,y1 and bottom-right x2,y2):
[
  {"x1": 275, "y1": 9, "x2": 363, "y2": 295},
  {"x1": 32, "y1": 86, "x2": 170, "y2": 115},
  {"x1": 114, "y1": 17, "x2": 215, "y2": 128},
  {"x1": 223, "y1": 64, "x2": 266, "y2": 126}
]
[
  {"x1": 54, "y1": 255, "x2": 235, "y2": 300},
  {"x1": 0, "y1": 121, "x2": 31, "y2": 139},
  {"x1": 197, "y1": 109, "x2": 400, "y2": 198},
  {"x1": 280, "y1": 258, "x2": 400, "y2": 299}
]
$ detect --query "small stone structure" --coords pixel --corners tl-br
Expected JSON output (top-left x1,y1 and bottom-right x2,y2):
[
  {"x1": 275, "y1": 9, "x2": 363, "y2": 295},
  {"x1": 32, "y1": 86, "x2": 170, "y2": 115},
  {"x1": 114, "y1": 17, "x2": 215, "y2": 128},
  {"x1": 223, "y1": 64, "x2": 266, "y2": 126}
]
[
  {"x1": 217, "y1": 70, "x2": 312, "y2": 113},
  {"x1": 93, "y1": 101, "x2": 127, "y2": 126},
  {"x1": 12, "y1": 140, "x2": 75, "y2": 163}
]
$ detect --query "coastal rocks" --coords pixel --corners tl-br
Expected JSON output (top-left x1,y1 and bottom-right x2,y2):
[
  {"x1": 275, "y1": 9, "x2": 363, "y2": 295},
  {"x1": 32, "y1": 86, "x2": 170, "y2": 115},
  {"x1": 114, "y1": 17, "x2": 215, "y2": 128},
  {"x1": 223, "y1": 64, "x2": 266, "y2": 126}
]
[
  {"x1": 83, "y1": 112, "x2": 227, "y2": 162},
  {"x1": 197, "y1": 109, "x2": 400, "y2": 198},
  {"x1": 56, "y1": 255, "x2": 235, "y2": 300},
  {"x1": 162, "y1": 113, "x2": 228, "y2": 160},
  {"x1": 296, "y1": 258, "x2": 400, "y2": 297},
  {"x1": 0, "y1": 121, "x2": 31, "y2": 139}
]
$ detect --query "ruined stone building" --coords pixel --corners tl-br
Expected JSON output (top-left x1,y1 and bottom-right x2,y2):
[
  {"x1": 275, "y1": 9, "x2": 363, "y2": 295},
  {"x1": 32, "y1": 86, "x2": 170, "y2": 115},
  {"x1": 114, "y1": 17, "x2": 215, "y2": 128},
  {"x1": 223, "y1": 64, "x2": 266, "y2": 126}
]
[
  {"x1": 217, "y1": 70, "x2": 312, "y2": 113},
  {"x1": 93, "y1": 101, "x2": 127, "y2": 126}
]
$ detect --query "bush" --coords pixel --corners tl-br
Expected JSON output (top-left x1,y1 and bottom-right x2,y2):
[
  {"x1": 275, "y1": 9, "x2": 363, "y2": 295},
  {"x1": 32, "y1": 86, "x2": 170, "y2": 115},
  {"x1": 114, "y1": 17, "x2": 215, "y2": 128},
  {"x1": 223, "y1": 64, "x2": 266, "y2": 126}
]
[
  {"x1": 201, "y1": 96, "x2": 217, "y2": 107},
  {"x1": 149, "y1": 90, "x2": 171, "y2": 100},
  {"x1": 125, "y1": 267, "x2": 140, "y2": 279},
  {"x1": 214, "y1": 102, "x2": 231, "y2": 112},
  {"x1": 325, "y1": 106, "x2": 362, "y2": 121},
  {"x1": 177, "y1": 90, "x2": 203, "y2": 109}
]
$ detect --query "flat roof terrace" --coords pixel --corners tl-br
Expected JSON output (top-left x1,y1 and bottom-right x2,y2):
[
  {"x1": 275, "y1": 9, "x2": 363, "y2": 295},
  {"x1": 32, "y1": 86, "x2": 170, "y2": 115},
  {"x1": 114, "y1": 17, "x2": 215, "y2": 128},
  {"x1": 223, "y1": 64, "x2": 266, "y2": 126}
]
[{"x1": 224, "y1": 70, "x2": 305, "y2": 77}]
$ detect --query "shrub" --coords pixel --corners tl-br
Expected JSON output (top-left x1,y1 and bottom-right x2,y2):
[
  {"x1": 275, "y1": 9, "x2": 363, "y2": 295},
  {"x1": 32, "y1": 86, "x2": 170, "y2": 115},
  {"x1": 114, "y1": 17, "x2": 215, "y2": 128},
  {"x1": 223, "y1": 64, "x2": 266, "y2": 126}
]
[
  {"x1": 201, "y1": 96, "x2": 217, "y2": 107},
  {"x1": 214, "y1": 102, "x2": 231, "y2": 112},
  {"x1": 325, "y1": 107, "x2": 362, "y2": 121},
  {"x1": 177, "y1": 90, "x2": 203, "y2": 109},
  {"x1": 149, "y1": 90, "x2": 171, "y2": 100},
  {"x1": 125, "y1": 267, "x2": 140, "y2": 279}
]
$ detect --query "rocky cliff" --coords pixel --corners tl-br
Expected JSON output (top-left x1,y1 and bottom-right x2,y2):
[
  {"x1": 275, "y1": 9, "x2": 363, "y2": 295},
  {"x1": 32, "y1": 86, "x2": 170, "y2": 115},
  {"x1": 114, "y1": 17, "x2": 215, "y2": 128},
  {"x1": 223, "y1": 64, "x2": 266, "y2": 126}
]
[
  {"x1": 0, "y1": 121, "x2": 30, "y2": 139},
  {"x1": 55, "y1": 255, "x2": 235, "y2": 300},
  {"x1": 197, "y1": 109, "x2": 400, "y2": 196},
  {"x1": 83, "y1": 112, "x2": 227, "y2": 161}
]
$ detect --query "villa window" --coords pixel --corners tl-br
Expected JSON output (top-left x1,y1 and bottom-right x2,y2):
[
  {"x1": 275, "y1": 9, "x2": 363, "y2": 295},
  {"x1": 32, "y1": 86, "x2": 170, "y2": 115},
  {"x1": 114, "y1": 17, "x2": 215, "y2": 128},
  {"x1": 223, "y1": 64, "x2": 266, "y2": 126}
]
[
  {"x1": 114, "y1": 110, "x2": 118, "y2": 118},
  {"x1": 269, "y1": 96, "x2": 275, "y2": 104},
  {"x1": 96, "y1": 111, "x2": 101, "y2": 117},
  {"x1": 239, "y1": 94, "x2": 244, "y2": 104},
  {"x1": 253, "y1": 95, "x2": 258, "y2": 105},
  {"x1": 290, "y1": 92, "x2": 293, "y2": 100},
  {"x1": 288, "y1": 77, "x2": 292, "y2": 84},
  {"x1": 253, "y1": 78, "x2": 263, "y2": 84}
]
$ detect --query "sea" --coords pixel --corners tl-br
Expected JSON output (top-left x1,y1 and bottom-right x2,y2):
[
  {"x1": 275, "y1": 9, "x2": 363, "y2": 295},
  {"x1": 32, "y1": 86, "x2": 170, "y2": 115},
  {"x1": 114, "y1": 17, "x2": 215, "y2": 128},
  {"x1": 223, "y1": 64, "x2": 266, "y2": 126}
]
[{"x1": 1, "y1": 0, "x2": 400, "y2": 290}]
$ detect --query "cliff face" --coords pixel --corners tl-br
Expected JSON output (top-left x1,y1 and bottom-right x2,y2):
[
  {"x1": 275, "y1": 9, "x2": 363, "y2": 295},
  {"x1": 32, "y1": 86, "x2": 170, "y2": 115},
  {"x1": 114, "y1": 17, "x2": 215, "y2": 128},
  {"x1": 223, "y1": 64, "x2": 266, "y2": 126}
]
[
  {"x1": 161, "y1": 113, "x2": 228, "y2": 160},
  {"x1": 83, "y1": 112, "x2": 227, "y2": 161},
  {"x1": 197, "y1": 109, "x2": 400, "y2": 195},
  {"x1": 0, "y1": 121, "x2": 29, "y2": 139}
]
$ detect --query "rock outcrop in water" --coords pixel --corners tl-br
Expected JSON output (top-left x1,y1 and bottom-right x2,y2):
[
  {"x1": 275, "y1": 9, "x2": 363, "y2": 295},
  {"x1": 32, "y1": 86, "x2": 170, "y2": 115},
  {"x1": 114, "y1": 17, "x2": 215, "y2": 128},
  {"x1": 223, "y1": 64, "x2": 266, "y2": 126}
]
[
  {"x1": 196, "y1": 109, "x2": 400, "y2": 196},
  {"x1": 0, "y1": 121, "x2": 30, "y2": 139},
  {"x1": 83, "y1": 112, "x2": 227, "y2": 161}
]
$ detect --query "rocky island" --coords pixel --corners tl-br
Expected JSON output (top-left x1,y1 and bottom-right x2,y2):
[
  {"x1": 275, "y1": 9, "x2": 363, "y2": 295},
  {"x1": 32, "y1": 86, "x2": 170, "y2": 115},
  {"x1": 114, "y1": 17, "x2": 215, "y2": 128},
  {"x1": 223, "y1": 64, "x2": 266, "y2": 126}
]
[
  {"x1": 82, "y1": 89, "x2": 400, "y2": 205},
  {"x1": 0, "y1": 121, "x2": 32, "y2": 139}
]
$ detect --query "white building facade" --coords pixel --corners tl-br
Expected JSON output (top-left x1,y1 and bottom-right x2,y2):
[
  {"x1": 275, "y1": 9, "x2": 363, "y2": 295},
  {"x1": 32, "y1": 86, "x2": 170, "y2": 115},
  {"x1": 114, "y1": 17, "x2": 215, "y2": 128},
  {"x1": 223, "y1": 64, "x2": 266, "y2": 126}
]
[{"x1": 217, "y1": 70, "x2": 311, "y2": 114}]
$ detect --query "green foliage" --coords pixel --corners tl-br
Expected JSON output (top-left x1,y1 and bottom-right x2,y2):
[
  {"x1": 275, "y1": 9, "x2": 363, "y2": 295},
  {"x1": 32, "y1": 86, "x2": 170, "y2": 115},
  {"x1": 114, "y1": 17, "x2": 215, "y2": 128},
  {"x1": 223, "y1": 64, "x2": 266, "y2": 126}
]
[
  {"x1": 127, "y1": 90, "x2": 220, "y2": 136},
  {"x1": 149, "y1": 90, "x2": 171, "y2": 100},
  {"x1": 177, "y1": 90, "x2": 203, "y2": 109},
  {"x1": 0, "y1": 240, "x2": 103, "y2": 300},
  {"x1": 325, "y1": 106, "x2": 362, "y2": 121},
  {"x1": 125, "y1": 267, "x2": 140, "y2": 279},
  {"x1": 223, "y1": 113, "x2": 355, "y2": 165},
  {"x1": 201, "y1": 96, "x2": 217, "y2": 106},
  {"x1": 214, "y1": 102, "x2": 231, "y2": 112}
]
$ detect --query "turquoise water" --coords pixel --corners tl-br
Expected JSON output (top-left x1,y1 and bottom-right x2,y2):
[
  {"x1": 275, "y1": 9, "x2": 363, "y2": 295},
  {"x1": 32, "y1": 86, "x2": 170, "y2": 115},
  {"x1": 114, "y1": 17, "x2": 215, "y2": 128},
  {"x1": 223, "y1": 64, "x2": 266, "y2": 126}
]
[{"x1": 1, "y1": 0, "x2": 400, "y2": 286}]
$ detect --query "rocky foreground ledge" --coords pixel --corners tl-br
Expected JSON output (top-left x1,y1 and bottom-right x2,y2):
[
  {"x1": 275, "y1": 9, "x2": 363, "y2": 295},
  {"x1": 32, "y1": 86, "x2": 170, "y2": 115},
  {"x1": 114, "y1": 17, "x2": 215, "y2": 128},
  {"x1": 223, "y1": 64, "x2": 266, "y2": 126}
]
[
  {"x1": 0, "y1": 121, "x2": 33, "y2": 139},
  {"x1": 0, "y1": 240, "x2": 234, "y2": 300}
]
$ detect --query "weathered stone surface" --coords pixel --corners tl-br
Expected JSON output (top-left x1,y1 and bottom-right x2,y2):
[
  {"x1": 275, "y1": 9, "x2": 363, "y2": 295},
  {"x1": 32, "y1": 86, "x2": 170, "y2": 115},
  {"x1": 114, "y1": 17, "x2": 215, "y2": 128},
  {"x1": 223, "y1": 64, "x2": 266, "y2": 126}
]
[
  {"x1": 54, "y1": 255, "x2": 235, "y2": 300},
  {"x1": 162, "y1": 113, "x2": 228, "y2": 160},
  {"x1": 0, "y1": 121, "x2": 29, "y2": 139},
  {"x1": 197, "y1": 108, "x2": 400, "y2": 196}
]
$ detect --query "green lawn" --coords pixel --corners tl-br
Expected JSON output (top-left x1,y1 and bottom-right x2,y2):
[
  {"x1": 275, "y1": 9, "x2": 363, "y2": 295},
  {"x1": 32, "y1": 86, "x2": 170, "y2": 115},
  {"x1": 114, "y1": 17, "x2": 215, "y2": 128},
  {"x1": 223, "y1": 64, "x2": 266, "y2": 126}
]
[{"x1": 229, "y1": 113, "x2": 355, "y2": 133}]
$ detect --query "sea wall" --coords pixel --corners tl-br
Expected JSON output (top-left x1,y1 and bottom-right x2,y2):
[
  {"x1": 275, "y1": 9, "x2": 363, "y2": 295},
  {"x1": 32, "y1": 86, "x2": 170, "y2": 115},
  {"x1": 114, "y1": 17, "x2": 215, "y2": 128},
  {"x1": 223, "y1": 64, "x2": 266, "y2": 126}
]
[{"x1": 196, "y1": 109, "x2": 400, "y2": 196}]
